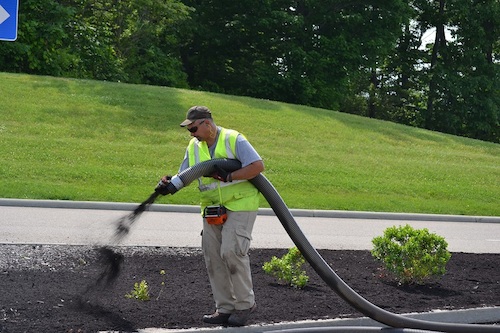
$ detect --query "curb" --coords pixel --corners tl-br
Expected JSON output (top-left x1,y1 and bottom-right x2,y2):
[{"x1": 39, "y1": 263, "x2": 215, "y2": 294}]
[
  {"x1": 1, "y1": 198, "x2": 499, "y2": 223},
  {"x1": 99, "y1": 306, "x2": 500, "y2": 332}
]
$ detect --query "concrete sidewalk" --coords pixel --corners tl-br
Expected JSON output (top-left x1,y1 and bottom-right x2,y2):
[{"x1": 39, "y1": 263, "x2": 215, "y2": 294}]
[{"x1": 133, "y1": 306, "x2": 500, "y2": 333}]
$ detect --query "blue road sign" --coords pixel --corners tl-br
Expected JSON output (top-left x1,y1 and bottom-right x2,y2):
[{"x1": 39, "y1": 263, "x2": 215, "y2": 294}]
[{"x1": 0, "y1": 0, "x2": 19, "y2": 41}]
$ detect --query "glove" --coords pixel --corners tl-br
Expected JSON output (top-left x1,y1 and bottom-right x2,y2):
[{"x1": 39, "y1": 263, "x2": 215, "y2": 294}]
[
  {"x1": 155, "y1": 175, "x2": 172, "y2": 195},
  {"x1": 211, "y1": 165, "x2": 232, "y2": 182}
]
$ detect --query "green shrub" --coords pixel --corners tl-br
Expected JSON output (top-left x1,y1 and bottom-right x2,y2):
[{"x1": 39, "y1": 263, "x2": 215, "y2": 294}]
[
  {"x1": 125, "y1": 280, "x2": 150, "y2": 301},
  {"x1": 262, "y1": 247, "x2": 309, "y2": 288},
  {"x1": 371, "y1": 224, "x2": 451, "y2": 284}
]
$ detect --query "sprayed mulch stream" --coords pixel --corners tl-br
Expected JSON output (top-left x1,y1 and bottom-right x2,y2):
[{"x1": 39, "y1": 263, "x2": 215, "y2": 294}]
[{"x1": 1, "y1": 244, "x2": 499, "y2": 332}]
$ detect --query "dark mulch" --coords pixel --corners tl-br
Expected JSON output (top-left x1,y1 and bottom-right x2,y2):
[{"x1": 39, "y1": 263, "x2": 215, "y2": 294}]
[{"x1": 0, "y1": 244, "x2": 499, "y2": 333}]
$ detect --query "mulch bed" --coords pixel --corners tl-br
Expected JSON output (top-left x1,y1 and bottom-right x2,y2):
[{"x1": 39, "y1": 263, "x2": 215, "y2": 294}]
[{"x1": 0, "y1": 245, "x2": 499, "y2": 332}]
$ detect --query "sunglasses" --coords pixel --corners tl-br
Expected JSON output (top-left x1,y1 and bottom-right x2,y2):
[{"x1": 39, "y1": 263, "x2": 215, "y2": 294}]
[{"x1": 187, "y1": 119, "x2": 205, "y2": 133}]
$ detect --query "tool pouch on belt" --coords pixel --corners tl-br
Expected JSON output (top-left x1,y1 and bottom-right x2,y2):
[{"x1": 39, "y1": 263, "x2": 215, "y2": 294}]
[{"x1": 203, "y1": 205, "x2": 228, "y2": 225}]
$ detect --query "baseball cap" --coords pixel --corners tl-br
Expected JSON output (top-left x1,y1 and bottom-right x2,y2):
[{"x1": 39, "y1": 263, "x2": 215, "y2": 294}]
[{"x1": 180, "y1": 106, "x2": 212, "y2": 127}]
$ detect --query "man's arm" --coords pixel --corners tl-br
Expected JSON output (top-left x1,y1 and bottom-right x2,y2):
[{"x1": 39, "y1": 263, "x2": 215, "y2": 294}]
[{"x1": 230, "y1": 160, "x2": 264, "y2": 181}]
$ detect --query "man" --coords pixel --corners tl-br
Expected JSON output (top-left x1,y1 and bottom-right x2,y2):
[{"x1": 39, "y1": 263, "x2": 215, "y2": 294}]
[{"x1": 160, "y1": 106, "x2": 264, "y2": 326}]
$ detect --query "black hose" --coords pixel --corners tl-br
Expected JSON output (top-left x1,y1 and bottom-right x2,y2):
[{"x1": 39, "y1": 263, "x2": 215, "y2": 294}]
[
  {"x1": 160, "y1": 158, "x2": 242, "y2": 194},
  {"x1": 161, "y1": 158, "x2": 499, "y2": 333}
]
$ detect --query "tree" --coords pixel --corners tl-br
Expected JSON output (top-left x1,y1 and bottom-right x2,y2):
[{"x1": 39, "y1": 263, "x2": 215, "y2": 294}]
[
  {"x1": 0, "y1": 0, "x2": 78, "y2": 76},
  {"x1": 180, "y1": 0, "x2": 293, "y2": 97},
  {"x1": 421, "y1": 0, "x2": 500, "y2": 142},
  {"x1": 0, "y1": 0, "x2": 192, "y2": 87},
  {"x1": 181, "y1": 0, "x2": 410, "y2": 110},
  {"x1": 62, "y1": 0, "x2": 126, "y2": 81},
  {"x1": 362, "y1": 0, "x2": 499, "y2": 143},
  {"x1": 445, "y1": 0, "x2": 500, "y2": 142},
  {"x1": 113, "y1": 0, "x2": 192, "y2": 87},
  {"x1": 64, "y1": 0, "x2": 192, "y2": 86},
  {"x1": 373, "y1": 20, "x2": 427, "y2": 126}
]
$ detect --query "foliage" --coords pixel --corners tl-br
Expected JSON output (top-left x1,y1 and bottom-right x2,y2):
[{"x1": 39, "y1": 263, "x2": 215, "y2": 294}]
[
  {"x1": 125, "y1": 270, "x2": 166, "y2": 301},
  {"x1": 262, "y1": 247, "x2": 309, "y2": 288},
  {"x1": 0, "y1": 0, "x2": 191, "y2": 86},
  {"x1": 125, "y1": 280, "x2": 150, "y2": 301},
  {"x1": 371, "y1": 224, "x2": 451, "y2": 285},
  {"x1": 0, "y1": 0, "x2": 77, "y2": 76},
  {"x1": 1, "y1": 0, "x2": 499, "y2": 142}
]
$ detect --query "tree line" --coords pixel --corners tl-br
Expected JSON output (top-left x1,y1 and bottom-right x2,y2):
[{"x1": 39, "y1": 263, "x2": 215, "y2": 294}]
[{"x1": 1, "y1": 0, "x2": 498, "y2": 143}]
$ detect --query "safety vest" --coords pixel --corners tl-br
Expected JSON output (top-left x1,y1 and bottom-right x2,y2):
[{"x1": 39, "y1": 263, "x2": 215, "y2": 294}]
[{"x1": 187, "y1": 127, "x2": 260, "y2": 212}]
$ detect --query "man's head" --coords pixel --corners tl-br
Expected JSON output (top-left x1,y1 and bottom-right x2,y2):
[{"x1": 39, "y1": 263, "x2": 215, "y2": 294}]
[
  {"x1": 181, "y1": 106, "x2": 217, "y2": 143},
  {"x1": 180, "y1": 106, "x2": 212, "y2": 127}
]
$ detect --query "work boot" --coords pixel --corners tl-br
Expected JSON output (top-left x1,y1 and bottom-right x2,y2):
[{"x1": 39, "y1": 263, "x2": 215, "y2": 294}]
[
  {"x1": 202, "y1": 311, "x2": 231, "y2": 325},
  {"x1": 227, "y1": 303, "x2": 257, "y2": 327}
]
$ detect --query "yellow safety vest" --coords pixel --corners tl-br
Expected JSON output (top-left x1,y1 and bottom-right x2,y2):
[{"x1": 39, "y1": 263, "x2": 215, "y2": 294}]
[{"x1": 187, "y1": 128, "x2": 260, "y2": 212}]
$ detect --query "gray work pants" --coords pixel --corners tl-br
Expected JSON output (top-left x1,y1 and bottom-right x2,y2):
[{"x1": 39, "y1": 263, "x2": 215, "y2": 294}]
[{"x1": 202, "y1": 210, "x2": 257, "y2": 314}]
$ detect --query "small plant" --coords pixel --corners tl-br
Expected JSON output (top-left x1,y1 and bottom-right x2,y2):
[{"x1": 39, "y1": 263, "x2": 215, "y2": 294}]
[
  {"x1": 125, "y1": 279, "x2": 150, "y2": 301},
  {"x1": 262, "y1": 247, "x2": 309, "y2": 288},
  {"x1": 371, "y1": 224, "x2": 451, "y2": 285},
  {"x1": 156, "y1": 269, "x2": 166, "y2": 301}
]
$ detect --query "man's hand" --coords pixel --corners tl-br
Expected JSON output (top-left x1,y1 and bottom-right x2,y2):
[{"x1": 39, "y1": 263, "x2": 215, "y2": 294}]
[
  {"x1": 155, "y1": 175, "x2": 172, "y2": 195},
  {"x1": 211, "y1": 165, "x2": 232, "y2": 182}
]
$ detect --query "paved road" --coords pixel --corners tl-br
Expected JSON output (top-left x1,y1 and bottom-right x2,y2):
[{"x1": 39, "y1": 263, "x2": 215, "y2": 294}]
[{"x1": 1, "y1": 199, "x2": 499, "y2": 253}]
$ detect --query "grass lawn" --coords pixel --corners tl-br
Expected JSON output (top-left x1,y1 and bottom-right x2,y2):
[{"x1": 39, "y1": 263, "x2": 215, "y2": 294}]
[{"x1": 1, "y1": 72, "x2": 499, "y2": 216}]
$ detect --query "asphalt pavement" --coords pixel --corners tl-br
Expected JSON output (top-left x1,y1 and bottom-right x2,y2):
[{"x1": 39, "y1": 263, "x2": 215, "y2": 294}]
[
  {"x1": 1, "y1": 198, "x2": 499, "y2": 253},
  {"x1": 1, "y1": 198, "x2": 499, "y2": 332}
]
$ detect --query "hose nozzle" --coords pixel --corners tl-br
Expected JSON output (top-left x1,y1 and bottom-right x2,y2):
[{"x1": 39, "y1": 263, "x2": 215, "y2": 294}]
[{"x1": 155, "y1": 175, "x2": 183, "y2": 195}]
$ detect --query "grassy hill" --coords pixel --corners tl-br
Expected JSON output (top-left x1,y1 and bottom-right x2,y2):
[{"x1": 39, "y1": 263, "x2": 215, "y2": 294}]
[{"x1": 1, "y1": 72, "x2": 498, "y2": 216}]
